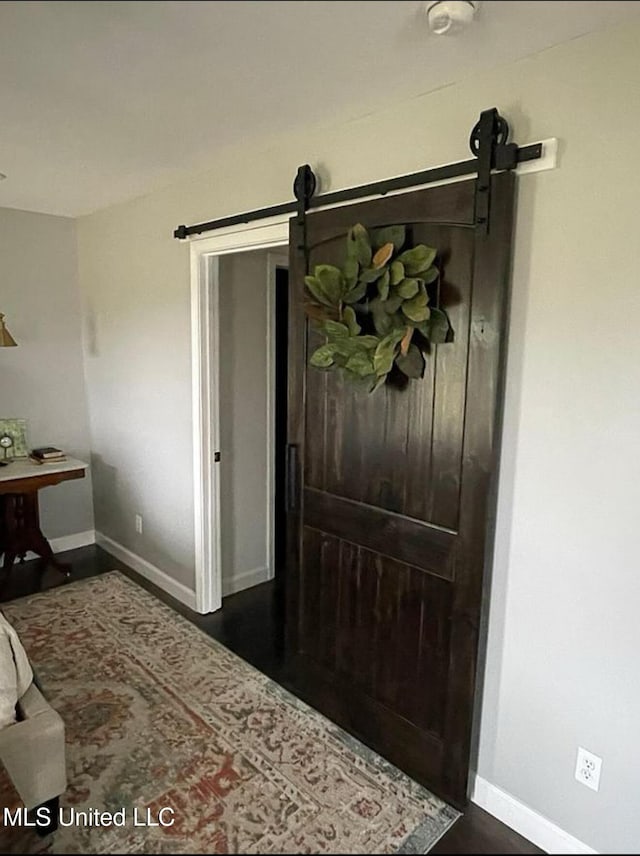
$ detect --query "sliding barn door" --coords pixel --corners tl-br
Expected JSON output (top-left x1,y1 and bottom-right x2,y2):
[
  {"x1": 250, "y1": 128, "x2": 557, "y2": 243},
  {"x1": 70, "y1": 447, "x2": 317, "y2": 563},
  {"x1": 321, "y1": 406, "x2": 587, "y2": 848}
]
[{"x1": 286, "y1": 173, "x2": 515, "y2": 808}]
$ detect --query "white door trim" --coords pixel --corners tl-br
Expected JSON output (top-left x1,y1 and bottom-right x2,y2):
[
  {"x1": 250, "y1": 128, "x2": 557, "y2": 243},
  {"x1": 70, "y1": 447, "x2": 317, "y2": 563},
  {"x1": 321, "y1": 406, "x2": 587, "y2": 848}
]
[
  {"x1": 190, "y1": 216, "x2": 289, "y2": 614},
  {"x1": 191, "y1": 251, "x2": 221, "y2": 615}
]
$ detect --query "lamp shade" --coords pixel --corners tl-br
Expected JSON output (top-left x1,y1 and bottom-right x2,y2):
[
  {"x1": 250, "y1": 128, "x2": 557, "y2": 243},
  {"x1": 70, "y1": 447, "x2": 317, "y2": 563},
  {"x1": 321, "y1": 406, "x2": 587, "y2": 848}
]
[{"x1": 0, "y1": 314, "x2": 17, "y2": 347}]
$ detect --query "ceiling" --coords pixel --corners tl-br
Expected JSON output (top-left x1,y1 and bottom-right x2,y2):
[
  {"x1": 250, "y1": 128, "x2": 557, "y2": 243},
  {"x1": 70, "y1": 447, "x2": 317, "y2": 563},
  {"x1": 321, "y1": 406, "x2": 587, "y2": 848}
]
[{"x1": 1, "y1": 1, "x2": 639, "y2": 217}]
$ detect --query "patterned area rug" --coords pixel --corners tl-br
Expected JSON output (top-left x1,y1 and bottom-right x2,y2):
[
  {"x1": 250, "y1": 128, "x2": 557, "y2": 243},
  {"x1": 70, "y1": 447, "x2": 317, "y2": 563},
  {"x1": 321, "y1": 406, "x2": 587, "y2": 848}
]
[{"x1": 0, "y1": 572, "x2": 458, "y2": 853}]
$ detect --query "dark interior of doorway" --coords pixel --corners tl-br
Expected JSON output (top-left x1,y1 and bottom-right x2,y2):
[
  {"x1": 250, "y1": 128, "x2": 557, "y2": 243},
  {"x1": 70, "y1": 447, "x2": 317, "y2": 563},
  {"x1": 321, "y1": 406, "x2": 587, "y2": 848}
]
[
  {"x1": 273, "y1": 265, "x2": 289, "y2": 653},
  {"x1": 273, "y1": 265, "x2": 289, "y2": 574}
]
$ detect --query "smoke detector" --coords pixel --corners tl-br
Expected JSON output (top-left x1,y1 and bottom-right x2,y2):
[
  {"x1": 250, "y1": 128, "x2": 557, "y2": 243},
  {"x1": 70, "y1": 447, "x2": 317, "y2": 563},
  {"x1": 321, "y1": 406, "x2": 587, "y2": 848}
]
[{"x1": 426, "y1": 1, "x2": 479, "y2": 35}]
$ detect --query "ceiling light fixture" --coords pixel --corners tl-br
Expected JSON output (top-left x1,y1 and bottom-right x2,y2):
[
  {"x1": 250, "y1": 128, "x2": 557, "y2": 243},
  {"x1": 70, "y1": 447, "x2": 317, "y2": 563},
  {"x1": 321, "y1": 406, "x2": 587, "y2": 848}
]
[{"x1": 426, "y1": 1, "x2": 479, "y2": 35}]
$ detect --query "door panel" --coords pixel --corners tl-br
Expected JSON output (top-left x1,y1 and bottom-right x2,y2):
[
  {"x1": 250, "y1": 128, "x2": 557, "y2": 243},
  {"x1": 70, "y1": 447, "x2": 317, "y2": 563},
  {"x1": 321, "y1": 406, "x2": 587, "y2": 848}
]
[
  {"x1": 287, "y1": 174, "x2": 515, "y2": 807},
  {"x1": 305, "y1": 220, "x2": 475, "y2": 528},
  {"x1": 300, "y1": 526, "x2": 453, "y2": 733}
]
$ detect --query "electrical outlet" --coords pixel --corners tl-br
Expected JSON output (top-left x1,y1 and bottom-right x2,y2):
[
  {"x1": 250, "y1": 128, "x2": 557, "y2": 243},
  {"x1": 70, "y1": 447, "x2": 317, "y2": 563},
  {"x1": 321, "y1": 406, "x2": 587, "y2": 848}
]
[
  {"x1": 575, "y1": 747, "x2": 602, "y2": 792},
  {"x1": 135, "y1": 514, "x2": 143, "y2": 535}
]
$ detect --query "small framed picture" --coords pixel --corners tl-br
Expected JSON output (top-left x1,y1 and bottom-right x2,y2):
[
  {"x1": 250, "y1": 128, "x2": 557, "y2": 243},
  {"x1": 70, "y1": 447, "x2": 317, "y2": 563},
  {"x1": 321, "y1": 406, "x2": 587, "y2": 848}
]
[{"x1": 0, "y1": 418, "x2": 29, "y2": 460}]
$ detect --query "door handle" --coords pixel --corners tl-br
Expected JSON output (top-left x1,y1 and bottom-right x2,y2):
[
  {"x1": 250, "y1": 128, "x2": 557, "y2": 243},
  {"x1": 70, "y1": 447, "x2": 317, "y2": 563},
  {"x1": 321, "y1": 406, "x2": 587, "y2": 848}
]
[{"x1": 286, "y1": 444, "x2": 299, "y2": 513}]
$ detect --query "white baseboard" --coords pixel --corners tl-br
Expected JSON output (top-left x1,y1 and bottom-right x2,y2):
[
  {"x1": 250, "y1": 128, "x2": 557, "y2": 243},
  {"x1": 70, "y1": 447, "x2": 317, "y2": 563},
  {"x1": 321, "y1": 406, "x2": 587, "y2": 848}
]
[
  {"x1": 471, "y1": 775, "x2": 597, "y2": 854},
  {"x1": 95, "y1": 531, "x2": 197, "y2": 611},
  {"x1": 222, "y1": 565, "x2": 271, "y2": 597},
  {"x1": 25, "y1": 529, "x2": 96, "y2": 561}
]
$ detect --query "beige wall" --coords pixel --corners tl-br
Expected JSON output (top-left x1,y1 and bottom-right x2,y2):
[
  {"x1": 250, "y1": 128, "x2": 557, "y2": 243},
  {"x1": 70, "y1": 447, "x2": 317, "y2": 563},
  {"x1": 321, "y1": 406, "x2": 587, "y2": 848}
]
[
  {"x1": 218, "y1": 251, "x2": 272, "y2": 595},
  {"x1": 77, "y1": 20, "x2": 640, "y2": 852},
  {"x1": 0, "y1": 207, "x2": 94, "y2": 539}
]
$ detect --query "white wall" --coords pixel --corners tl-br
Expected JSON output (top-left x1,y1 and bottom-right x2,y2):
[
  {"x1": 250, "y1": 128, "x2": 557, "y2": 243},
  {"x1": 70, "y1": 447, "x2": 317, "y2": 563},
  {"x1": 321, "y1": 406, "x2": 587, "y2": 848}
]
[
  {"x1": 0, "y1": 207, "x2": 94, "y2": 539},
  {"x1": 218, "y1": 251, "x2": 271, "y2": 596},
  {"x1": 77, "y1": 20, "x2": 640, "y2": 853}
]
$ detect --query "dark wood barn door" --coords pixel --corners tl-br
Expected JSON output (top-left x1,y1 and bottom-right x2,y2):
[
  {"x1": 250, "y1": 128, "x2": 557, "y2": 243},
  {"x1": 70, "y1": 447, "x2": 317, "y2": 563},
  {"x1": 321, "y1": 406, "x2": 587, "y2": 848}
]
[{"x1": 286, "y1": 173, "x2": 515, "y2": 808}]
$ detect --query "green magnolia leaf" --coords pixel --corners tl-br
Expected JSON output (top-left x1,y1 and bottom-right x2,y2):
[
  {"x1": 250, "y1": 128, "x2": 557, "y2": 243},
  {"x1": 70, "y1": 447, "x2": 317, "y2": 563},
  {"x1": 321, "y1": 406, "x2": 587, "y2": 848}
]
[
  {"x1": 385, "y1": 313, "x2": 410, "y2": 337},
  {"x1": 346, "y1": 371, "x2": 378, "y2": 391},
  {"x1": 310, "y1": 343, "x2": 337, "y2": 369},
  {"x1": 397, "y1": 278, "x2": 420, "y2": 299},
  {"x1": 342, "y1": 306, "x2": 361, "y2": 337},
  {"x1": 373, "y1": 331, "x2": 402, "y2": 375},
  {"x1": 423, "y1": 265, "x2": 439, "y2": 285},
  {"x1": 350, "y1": 339, "x2": 375, "y2": 355},
  {"x1": 370, "y1": 374, "x2": 388, "y2": 394},
  {"x1": 396, "y1": 344, "x2": 425, "y2": 379},
  {"x1": 403, "y1": 283, "x2": 429, "y2": 309},
  {"x1": 331, "y1": 339, "x2": 358, "y2": 360},
  {"x1": 377, "y1": 269, "x2": 391, "y2": 301},
  {"x1": 372, "y1": 225, "x2": 406, "y2": 252},
  {"x1": 359, "y1": 266, "x2": 387, "y2": 284},
  {"x1": 314, "y1": 264, "x2": 345, "y2": 303},
  {"x1": 331, "y1": 342, "x2": 355, "y2": 359},
  {"x1": 321, "y1": 320, "x2": 350, "y2": 339},
  {"x1": 402, "y1": 295, "x2": 431, "y2": 323},
  {"x1": 305, "y1": 276, "x2": 335, "y2": 308},
  {"x1": 344, "y1": 280, "x2": 368, "y2": 304},
  {"x1": 355, "y1": 335, "x2": 381, "y2": 350},
  {"x1": 378, "y1": 314, "x2": 397, "y2": 336},
  {"x1": 411, "y1": 266, "x2": 439, "y2": 282},
  {"x1": 371, "y1": 299, "x2": 393, "y2": 335},
  {"x1": 343, "y1": 257, "x2": 359, "y2": 289},
  {"x1": 426, "y1": 307, "x2": 452, "y2": 344},
  {"x1": 398, "y1": 245, "x2": 437, "y2": 276},
  {"x1": 373, "y1": 349, "x2": 395, "y2": 377},
  {"x1": 346, "y1": 224, "x2": 372, "y2": 268},
  {"x1": 390, "y1": 261, "x2": 405, "y2": 286},
  {"x1": 384, "y1": 294, "x2": 403, "y2": 314},
  {"x1": 345, "y1": 351, "x2": 376, "y2": 378},
  {"x1": 331, "y1": 335, "x2": 378, "y2": 357}
]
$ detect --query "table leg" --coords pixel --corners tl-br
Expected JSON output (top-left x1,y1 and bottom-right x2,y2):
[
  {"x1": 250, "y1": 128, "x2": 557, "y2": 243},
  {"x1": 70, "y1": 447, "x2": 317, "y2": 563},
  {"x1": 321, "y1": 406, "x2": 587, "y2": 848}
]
[
  {"x1": 0, "y1": 496, "x2": 5, "y2": 563},
  {"x1": 2, "y1": 549, "x2": 16, "y2": 574},
  {"x1": 0, "y1": 492, "x2": 71, "y2": 578}
]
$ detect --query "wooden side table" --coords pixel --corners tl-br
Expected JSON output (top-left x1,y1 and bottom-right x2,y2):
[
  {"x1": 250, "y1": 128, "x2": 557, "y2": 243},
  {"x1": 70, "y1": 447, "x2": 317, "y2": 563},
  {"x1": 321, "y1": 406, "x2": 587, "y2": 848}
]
[{"x1": 0, "y1": 458, "x2": 88, "y2": 576}]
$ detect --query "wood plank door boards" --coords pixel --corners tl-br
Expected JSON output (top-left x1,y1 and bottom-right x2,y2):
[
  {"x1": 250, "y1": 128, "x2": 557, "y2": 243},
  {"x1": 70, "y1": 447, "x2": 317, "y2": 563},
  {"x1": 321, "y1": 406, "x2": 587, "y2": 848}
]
[{"x1": 286, "y1": 174, "x2": 515, "y2": 808}]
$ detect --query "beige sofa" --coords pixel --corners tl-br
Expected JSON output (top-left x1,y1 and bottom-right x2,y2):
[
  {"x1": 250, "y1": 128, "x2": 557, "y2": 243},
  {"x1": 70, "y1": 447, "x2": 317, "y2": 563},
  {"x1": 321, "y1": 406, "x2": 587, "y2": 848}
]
[{"x1": 0, "y1": 612, "x2": 66, "y2": 834}]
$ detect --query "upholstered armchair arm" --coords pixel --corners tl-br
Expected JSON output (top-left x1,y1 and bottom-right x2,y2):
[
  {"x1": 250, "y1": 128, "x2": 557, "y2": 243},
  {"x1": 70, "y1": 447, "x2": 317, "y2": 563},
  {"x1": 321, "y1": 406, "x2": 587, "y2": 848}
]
[{"x1": 0, "y1": 684, "x2": 66, "y2": 810}]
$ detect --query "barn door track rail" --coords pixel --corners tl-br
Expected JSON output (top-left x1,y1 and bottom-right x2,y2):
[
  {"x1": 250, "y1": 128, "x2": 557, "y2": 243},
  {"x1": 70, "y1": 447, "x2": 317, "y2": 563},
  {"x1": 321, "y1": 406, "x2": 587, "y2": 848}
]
[{"x1": 173, "y1": 107, "x2": 542, "y2": 241}]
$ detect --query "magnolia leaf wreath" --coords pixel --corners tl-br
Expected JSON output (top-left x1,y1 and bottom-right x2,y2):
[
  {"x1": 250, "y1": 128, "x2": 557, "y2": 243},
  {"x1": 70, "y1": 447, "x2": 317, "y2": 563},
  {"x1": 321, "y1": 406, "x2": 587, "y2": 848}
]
[{"x1": 304, "y1": 224, "x2": 453, "y2": 392}]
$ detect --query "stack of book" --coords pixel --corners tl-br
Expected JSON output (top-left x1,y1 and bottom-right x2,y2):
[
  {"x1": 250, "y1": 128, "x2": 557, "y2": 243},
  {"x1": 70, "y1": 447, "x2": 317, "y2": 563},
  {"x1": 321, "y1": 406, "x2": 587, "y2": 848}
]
[{"x1": 31, "y1": 446, "x2": 67, "y2": 464}]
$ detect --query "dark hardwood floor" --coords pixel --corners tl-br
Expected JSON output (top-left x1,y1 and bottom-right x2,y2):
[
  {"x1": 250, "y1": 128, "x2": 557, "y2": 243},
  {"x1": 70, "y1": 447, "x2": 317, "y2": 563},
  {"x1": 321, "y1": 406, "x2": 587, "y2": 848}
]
[{"x1": 0, "y1": 546, "x2": 542, "y2": 855}]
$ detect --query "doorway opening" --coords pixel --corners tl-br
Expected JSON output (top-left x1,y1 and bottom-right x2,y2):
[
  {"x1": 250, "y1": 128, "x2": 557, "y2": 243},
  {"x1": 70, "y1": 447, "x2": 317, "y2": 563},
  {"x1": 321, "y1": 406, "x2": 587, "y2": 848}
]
[
  {"x1": 190, "y1": 215, "x2": 290, "y2": 616},
  {"x1": 215, "y1": 250, "x2": 289, "y2": 603}
]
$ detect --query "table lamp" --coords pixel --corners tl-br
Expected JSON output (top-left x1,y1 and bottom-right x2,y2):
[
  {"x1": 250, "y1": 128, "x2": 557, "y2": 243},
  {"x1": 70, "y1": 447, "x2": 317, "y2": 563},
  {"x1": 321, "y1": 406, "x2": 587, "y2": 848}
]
[{"x1": 0, "y1": 313, "x2": 17, "y2": 347}]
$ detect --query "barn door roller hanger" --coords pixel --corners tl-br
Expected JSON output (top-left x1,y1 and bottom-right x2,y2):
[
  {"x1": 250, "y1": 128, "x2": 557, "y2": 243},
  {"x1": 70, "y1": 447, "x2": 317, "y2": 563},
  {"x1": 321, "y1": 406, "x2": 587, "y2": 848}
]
[{"x1": 174, "y1": 107, "x2": 546, "y2": 241}]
